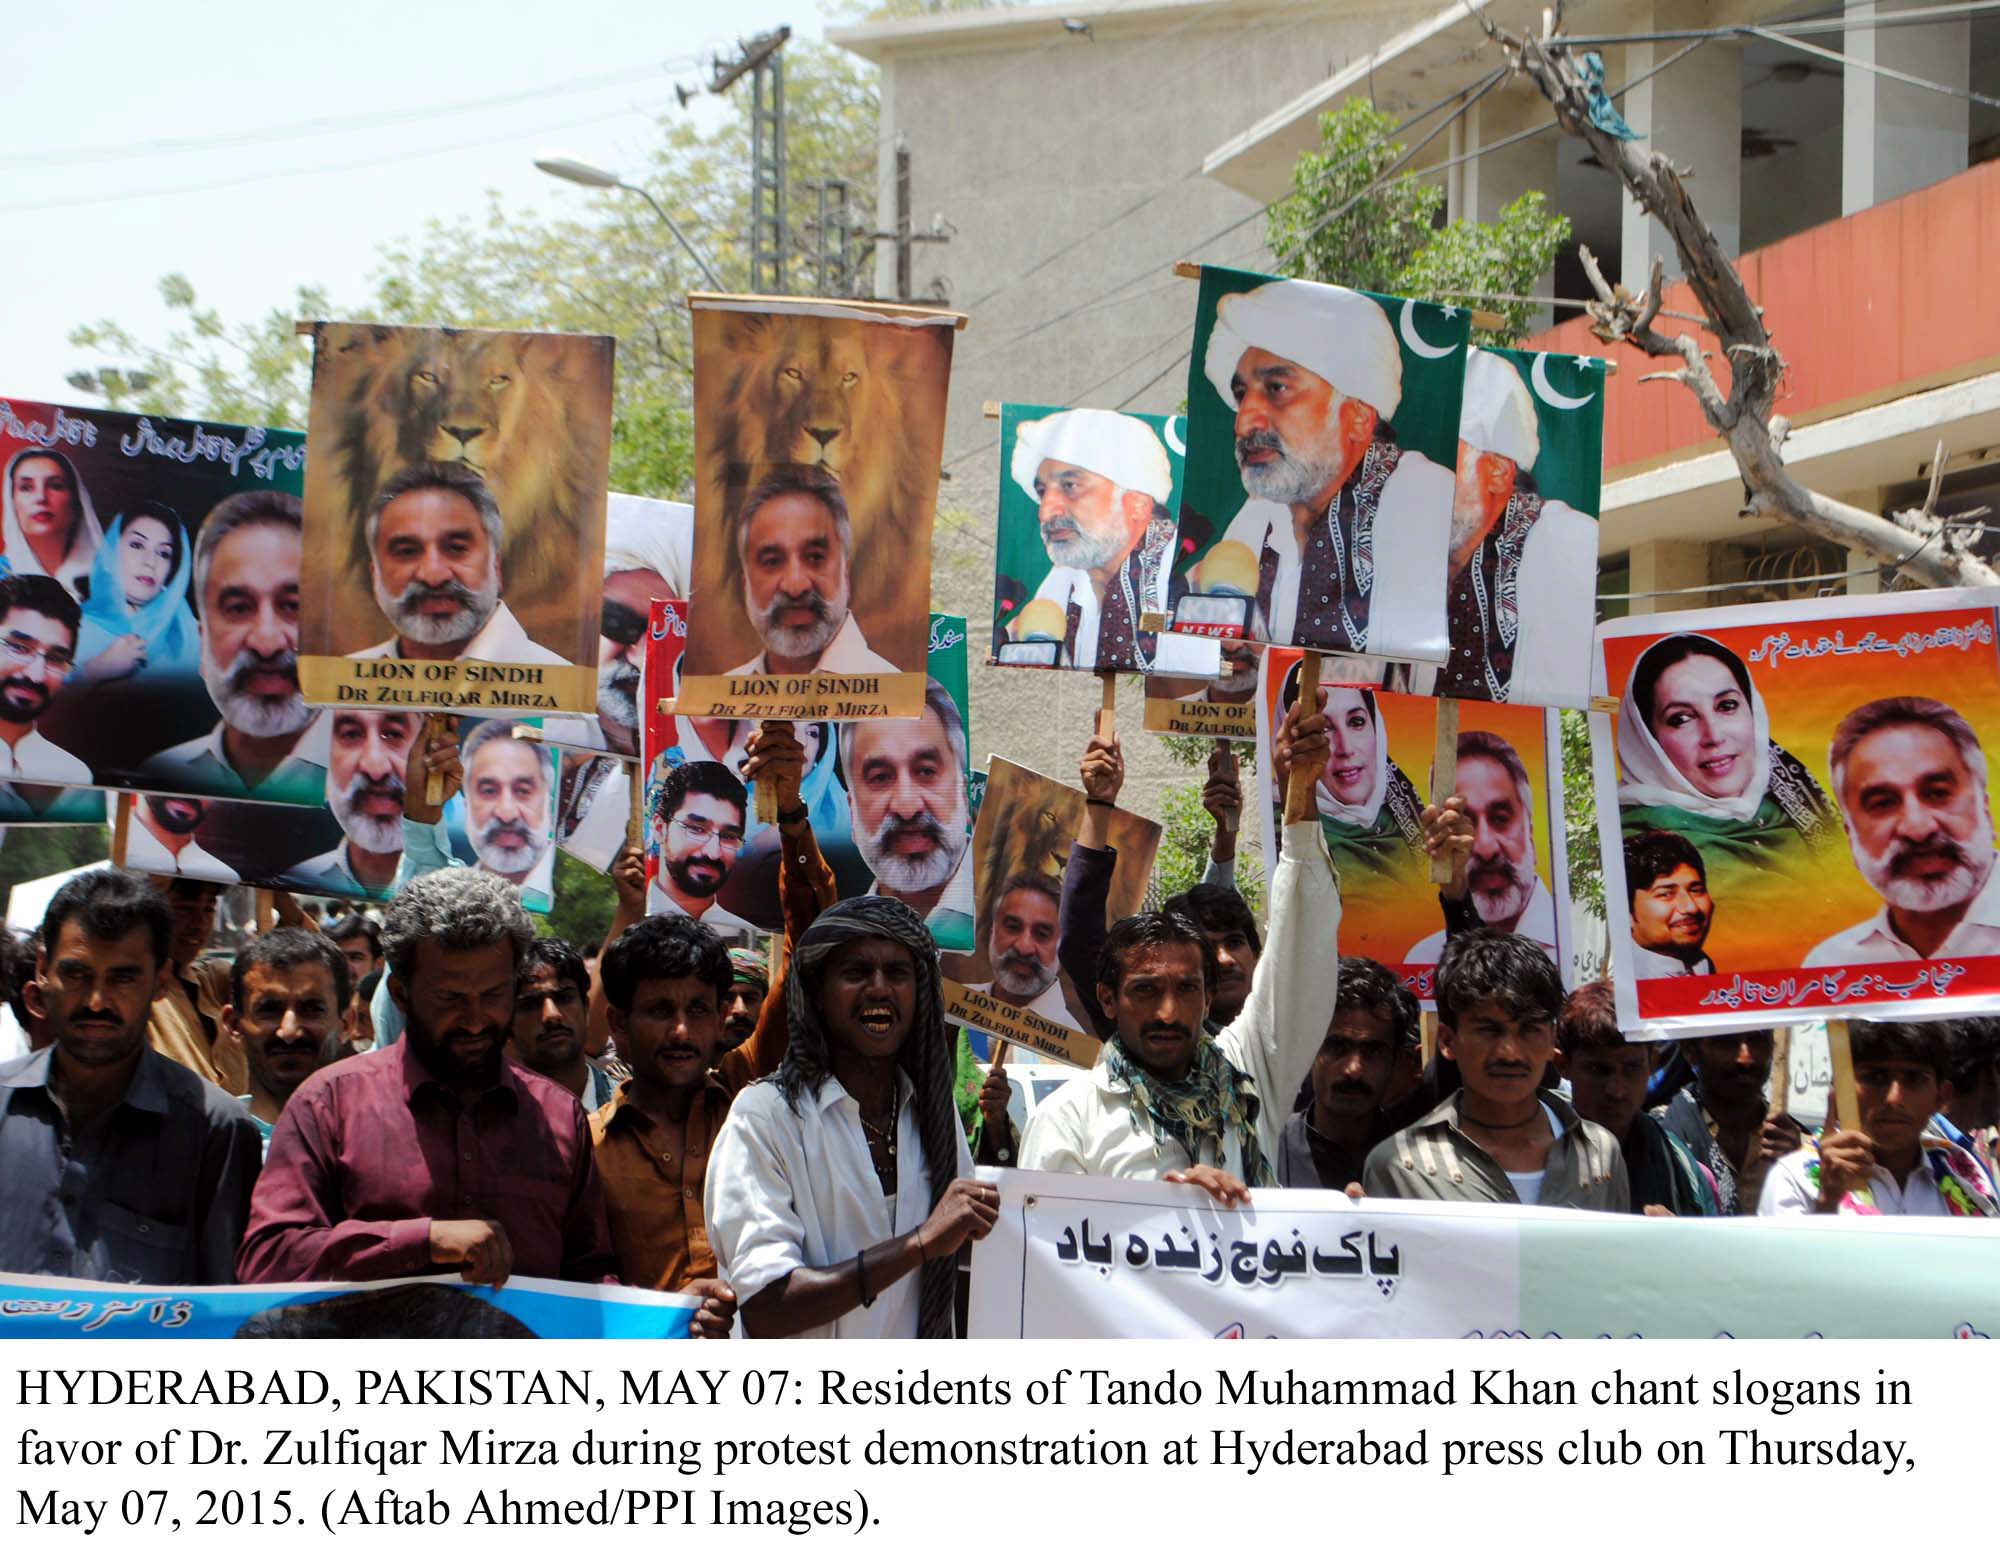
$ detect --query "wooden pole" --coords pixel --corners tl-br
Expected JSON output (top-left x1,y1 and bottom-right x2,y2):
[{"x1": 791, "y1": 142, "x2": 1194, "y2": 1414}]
[
  {"x1": 254, "y1": 890, "x2": 277, "y2": 933},
  {"x1": 1428, "y1": 697, "x2": 1462, "y2": 884},
  {"x1": 1283, "y1": 651, "x2": 1322, "y2": 824},
  {"x1": 423, "y1": 713, "x2": 451, "y2": 807},
  {"x1": 626, "y1": 758, "x2": 645, "y2": 848},
  {"x1": 1096, "y1": 671, "x2": 1117, "y2": 739},
  {"x1": 1212, "y1": 737, "x2": 1238, "y2": 834},
  {"x1": 1768, "y1": 1024, "x2": 1793, "y2": 1117},
  {"x1": 1825, "y1": 1018, "x2": 1858, "y2": 1132},
  {"x1": 111, "y1": 793, "x2": 131, "y2": 865},
  {"x1": 753, "y1": 721, "x2": 780, "y2": 826},
  {"x1": 1419, "y1": 1010, "x2": 1438, "y2": 1070}
]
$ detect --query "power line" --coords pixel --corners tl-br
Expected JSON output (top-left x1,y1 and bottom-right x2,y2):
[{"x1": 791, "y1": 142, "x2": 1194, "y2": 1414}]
[{"x1": 0, "y1": 61, "x2": 697, "y2": 170}]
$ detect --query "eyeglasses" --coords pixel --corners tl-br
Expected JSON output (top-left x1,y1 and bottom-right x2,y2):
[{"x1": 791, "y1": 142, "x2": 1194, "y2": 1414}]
[
  {"x1": 0, "y1": 634, "x2": 74, "y2": 675},
  {"x1": 600, "y1": 601, "x2": 647, "y2": 648},
  {"x1": 668, "y1": 815, "x2": 745, "y2": 850}
]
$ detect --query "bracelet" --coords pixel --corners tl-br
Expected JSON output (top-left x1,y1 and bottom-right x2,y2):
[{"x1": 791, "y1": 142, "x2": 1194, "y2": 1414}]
[
  {"x1": 777, "y1": 802, "x2": 809, "y2": 825},
  {"x1": 855, "y1": 1248, "x2": 876, "y2": 1308},
  {"x1": 1084, "y1": 796, "x2": 1115, "y2": 809}
]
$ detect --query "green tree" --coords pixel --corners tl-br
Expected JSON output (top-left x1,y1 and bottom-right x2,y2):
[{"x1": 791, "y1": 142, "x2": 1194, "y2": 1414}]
[
  {"x1": 541, "y1": 851, "x2": 616, "y2": 951},
  {"x1": 1559, "y1": 706, "x2": 1605, "y2": 928},
  {"x1": 0, "y1": 827, "x2": 111, "y2": 925},
  {"x1": 1150, "y1": 730, "x2": 1263, "y2": 916},
  {"x1": 1266, "y1": 98, "x2": 1572, "y2": 346}
]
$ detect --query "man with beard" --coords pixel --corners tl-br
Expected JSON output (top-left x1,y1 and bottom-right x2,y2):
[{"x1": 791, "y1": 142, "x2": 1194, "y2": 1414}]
[
  {"x1": 226, "y1": 928, "x2": 349, "y2": 1159},
  {"x1": 1806, "y1": 696, "x2": 2000, "y2": 966},
  {"x1": 724, "y1": 468, "x2": 896, "y2": 678},
  {"x1": 455, "y1": 719, "x2": 554, "y2": 891},
  {"x1": 840, "y1": 678, "x2": 973, "y2": 941},
  {"x1": 707, "y1": 897, "x2": 993, "y2": 1337},
  {"x1": 123, "y1": 794, "x2": 237, "y2": 882},
  {"x1": 722, "y1": 948, "x2": 768, "y2": 1053},
  {"x1": 144, "y1": 877, "x2": 241, "y2": 1094},
  {"x1": 1653, "y1": 1028, "x2": 1803, "y2": 1215},
  {"x1": 1625, "y1": 828, "x2": 1716, "y2": 976},
  {"x1": 648, "y1": 760, "x2": 755, "y2": 930},
  {"x1": 0, "y1": 869, "x2": 261, "y2": 1282},
  {"x1": 1405, "y1": 730, "x2": 1559, "y2": 967},
  {"x1": 965, "y1": 876, "x2": 1069, "y2": 1024},
  {"x1": 1202, "y1": 278, "x2": 1453, "y2": 654},
  {"x1": 1276, "y1": 957, "x2": 1415, "y2": 1191},
  {"x1": 1364, "y1": 932, "x2": 1628, "y2": 1209},
  {"x1": 352, "y1": 462, "x2": 565, "y2": 665},
  {"x1": 281, "y1": 711, "x2": 417, "y2": 897},
  {"x1": 1555, "y1": 981, "x2": 1717, "y2": 1216},
  {"x1": 1012, "y1": 409, "x2": 1181, "y2": 672},
  {"x1": 237, "y1": 869, "x2": 617, "y2": 1286},
  {"x1": 1760, "y1": 1019, "x2": 1997, "y2": 1217},
  {"x1": 1020, "y1": 778, "x2": 1343, "y2": 1202},
  {"x1": 510, "y1": 937, "x2": 616, "y2": 1110},
  {"x1": 143, "y1": 492, "x2": 327, "y2": 806},
  {"x1": 0, "y1": 575, "x2": 88, "y2": 783},
  {"x1": 1405, "y1": 347, "x2": 1596, "y2": 704}
]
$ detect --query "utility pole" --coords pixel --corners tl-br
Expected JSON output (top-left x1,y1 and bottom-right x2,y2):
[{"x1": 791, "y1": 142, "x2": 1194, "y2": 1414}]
[
  {"x1": 867, "y1": 134, "x2": 952, "y2": 302},
  {"x1": 802, "y1": 176, "x2": 856, "y2": 297},
  {"x1": 710, "y1": 27, "x2": 791, "y2": 294}
]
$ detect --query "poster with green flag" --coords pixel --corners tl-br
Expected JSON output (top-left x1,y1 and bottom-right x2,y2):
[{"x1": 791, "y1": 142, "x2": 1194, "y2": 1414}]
[
  {"x1": 989, "y1": 402, "x2": 1216, "y2": 680},
  {"x1": 1173, "y1": 265, "x2": 1467, "y2": 667},
  {"x1": 1401, "y1": 344, "x2": 1606, "y2": 710}
]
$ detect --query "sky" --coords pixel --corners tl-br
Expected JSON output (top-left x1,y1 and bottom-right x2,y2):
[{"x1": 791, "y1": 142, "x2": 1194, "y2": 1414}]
[{"x1": 0, "y1": 0, "x2": 821, "y2": 407}]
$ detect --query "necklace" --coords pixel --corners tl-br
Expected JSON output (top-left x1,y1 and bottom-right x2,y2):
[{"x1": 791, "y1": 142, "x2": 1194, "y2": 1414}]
[{"x1": 860, "y1": 1099, "x2": 899, "y2": 1193}]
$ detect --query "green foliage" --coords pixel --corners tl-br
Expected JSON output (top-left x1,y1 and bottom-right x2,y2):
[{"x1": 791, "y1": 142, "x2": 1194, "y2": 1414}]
[
  {"x1": 1150, "y1": 731, "x2": 1264, "y2": 917},
  {"x1": 1559, "y1": 708, "x2": 1604, "y2": 923},
  {"x1": 1266, "y1": 99, "x2": 1572, "y2": 347},
  {"x1": 542, "y1": 851, "x2": 616, "y2": 951},
  {"x1": 0, "y1": 827, "x2": 111, "y2": 925}
]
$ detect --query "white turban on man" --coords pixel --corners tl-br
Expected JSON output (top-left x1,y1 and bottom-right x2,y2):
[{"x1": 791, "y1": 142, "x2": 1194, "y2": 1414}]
[
  {"x1": 1202, "y1": 278, "x2": 1402, "y2": 422},
  {"x1": 1011, "y1": 408, "x2": 1174, "y2": 507},
  {"x1": 1458, "y1": 347, "x2": 1540, "y2": 471},
  {"x1": 602, "y1": 493, "x2": 692, "y2": 595}
]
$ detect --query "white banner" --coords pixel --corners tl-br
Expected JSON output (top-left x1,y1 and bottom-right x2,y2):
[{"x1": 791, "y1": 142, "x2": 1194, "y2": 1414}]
[{"x1": 969, "y1": 1169, "x2": 2000, "y2": 1339}]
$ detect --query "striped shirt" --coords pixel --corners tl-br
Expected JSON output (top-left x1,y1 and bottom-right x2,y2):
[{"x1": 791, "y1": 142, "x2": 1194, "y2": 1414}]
[{"x1": 1362, "y1": 1090, "x2": 1629, "y2": 1210}]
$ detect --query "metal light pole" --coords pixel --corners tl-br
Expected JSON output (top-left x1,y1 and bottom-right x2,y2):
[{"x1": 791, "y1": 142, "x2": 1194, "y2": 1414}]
[{"x1": 534, "y1": 154, "x2": 725, "y2": 290}]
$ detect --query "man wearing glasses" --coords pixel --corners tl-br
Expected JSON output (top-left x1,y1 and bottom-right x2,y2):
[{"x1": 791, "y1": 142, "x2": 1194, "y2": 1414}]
[
  {"x1": 0, "y1": 574, "x2": 90, "y2": 783},
  {"x1": 649, "y1": 760, "x2": 755, "y2": 931}
]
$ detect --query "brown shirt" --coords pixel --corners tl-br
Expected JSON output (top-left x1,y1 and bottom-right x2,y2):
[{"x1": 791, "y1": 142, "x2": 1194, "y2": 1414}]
[
  {"x1": 591, "y1": 818, "x2": 835, "y2": 1290},
  {"x1": 147, "y1": 959, "x2": 243, "y2": 1096}
]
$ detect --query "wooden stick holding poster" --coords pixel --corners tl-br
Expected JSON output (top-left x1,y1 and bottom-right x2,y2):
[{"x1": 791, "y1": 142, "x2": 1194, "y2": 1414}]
[
  {"x1": 111, "y1": 795, "x2": 131, "y2": 868},
  {"x1": 1097, "y1": 671, "x2": 1117, "y2": 738},
  {"x1": 1826, "y1": 1019, "x2": 1858, "y2": 1133},
  {"x1": 1769, "y1": 1024, "x2": 1793, "y2": 1116},
  {"x1": 1429, "y1": 697, "x2": 1462, "y2": 885},
  {"x1": 1284, "y1": 652, "x2": 1321, "y2": 823}
]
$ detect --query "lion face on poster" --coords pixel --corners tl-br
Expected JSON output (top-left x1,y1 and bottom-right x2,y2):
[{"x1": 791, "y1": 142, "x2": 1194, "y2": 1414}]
[
  {"x1": 707, "y1": 310, "x2": 945, "y2": 615},
  {"x1": 326, "y1": 329, "x2": 601, "y2": 606}
]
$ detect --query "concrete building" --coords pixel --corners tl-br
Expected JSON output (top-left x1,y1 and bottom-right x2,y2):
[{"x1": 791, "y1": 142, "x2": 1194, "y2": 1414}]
[{"x1": 834, "y1": 0, "x2": 2000, "y2": 826}]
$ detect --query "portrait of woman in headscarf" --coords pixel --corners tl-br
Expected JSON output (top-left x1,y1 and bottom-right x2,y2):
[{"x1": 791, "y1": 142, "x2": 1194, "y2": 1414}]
[
  {"x1": 1616, "y1": 632, "x2": 1840, "y2": 897},
  {"x1": 2, "y1": 447, "x2": 104, "y2": 602},
  {"x1": 1275, "y1": 663, "x2": 1427, "y2": 904},
  {"x1": 72, "y1": 501, "x2": 200, "y2": 684}
]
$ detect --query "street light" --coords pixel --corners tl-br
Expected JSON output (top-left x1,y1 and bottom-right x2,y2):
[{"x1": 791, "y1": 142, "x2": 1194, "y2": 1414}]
[{"x1": 534, "y1": 152, "x2": 724, "y2": 290}]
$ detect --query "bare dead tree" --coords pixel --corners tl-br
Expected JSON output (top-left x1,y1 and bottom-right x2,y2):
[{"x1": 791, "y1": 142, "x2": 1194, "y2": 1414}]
[{"x1": 1490, "y1": 19, "x2": 1998, "y2": 588}]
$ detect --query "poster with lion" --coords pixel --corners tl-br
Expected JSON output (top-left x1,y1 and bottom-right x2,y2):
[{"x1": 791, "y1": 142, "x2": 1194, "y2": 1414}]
[
  {"x1": 1254, "y1": 647, "x2": 1571, "y2": 1007},
  {"x1": 940, "y1": 755, "x2": 1160, "y2": 1067},
  {"x1": 673, "y1": 294, "x2": 962, "y2": 722},
  {"x1": 111, "y1": 712, "x2": 561, "y2": 910},
  {"x1": 0, "y1": 396, "x2": 328, "y2": 812},
  {"x1": 295, "y1": 322, "x2": 614, "y2": 716}
]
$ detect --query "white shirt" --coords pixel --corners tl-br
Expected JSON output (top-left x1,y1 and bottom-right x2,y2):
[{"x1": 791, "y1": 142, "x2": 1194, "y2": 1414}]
[
  {"x1": 141, "y1": 714, "x2": 329, "y2": 807},
  {"x1": 1026, "y1": 566, "x2": 1220, "y2": 674},
  {"x1": 706, "y1": 1071, "x2": 976, "y2": 1339},
  {"x1": 1803, "y1": 856, "x2": 2000, "y2": 967},
  {"x1": 1216, "y1": 451, "x2": 1453, "y2": 658},
  {"x1": 120, "y1": 820, "x2": 238, "y2": 883},
  {"x1": 280, "y1": 840, "x2": 398, "y2": 900},
  {"x1": 1403, "y1": 876, "x2": 1561, "y2": 966},
  {"x1": 354, "y1": 599, "x2": 568, "y2": 666},
  {"x1": 725, "y1": 611, "x2": 899, "y2": 679},
  {"x1": 0, "y1": 1007, "x2": 29, "y2": 1064},
  {"x1": 646, "y1": 880, "x2": 756, "y2": 933},
  {"x1": 674, "y1": 718, "x2": 755, "y2": 778},
  {"x1": 1758, "y1": 1146, "x2": 1952, "y2": 1217},
  {"x1": 1628, "y1": 940, "x2": 1714, "y2": 978},
  {"x1": 963, "y1": 976, "x2": 1075, "y2": 1029},
  {"x1": 1019, "y1": 819, "x2": 1341, "y2": 1182},
  {"x1": 0, "y1": 727, "x2": 90, "y2": 785}
]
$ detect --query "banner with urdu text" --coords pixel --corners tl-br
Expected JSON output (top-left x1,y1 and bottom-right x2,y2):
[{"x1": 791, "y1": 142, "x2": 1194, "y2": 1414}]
[{"x1": 968, "y1": 1170, "x2": 2000, "y2": 1339}]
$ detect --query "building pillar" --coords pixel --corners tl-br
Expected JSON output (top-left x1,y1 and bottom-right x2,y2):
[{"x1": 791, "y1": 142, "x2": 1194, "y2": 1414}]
[
  {"x1": 1842, "y1": 0, "x2": 1970, "y2": 214},
  {"x1": 1627, "y1": 537, "x2": 1711, "y2": 615},
  {"x1": 1619, "y1": 1, "x2": 1742, "y2": 290}
]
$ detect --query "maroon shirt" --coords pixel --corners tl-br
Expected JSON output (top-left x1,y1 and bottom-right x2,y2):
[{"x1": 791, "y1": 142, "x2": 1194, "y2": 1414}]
[{"x1": 235, "y1": 1038, "x2": 616, "y2": 1285}]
